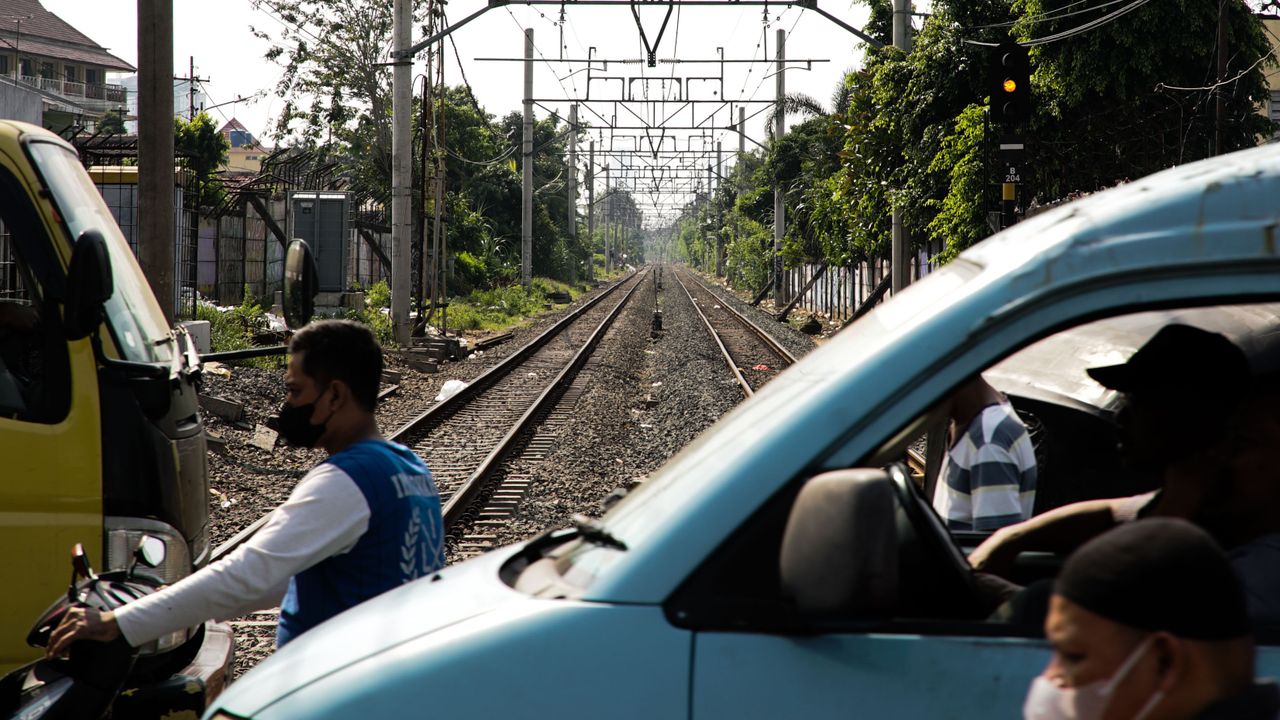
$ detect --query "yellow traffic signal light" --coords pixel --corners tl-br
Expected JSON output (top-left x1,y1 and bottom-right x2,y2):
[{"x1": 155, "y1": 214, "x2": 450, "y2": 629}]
[{"x1": 989, "y1": 41, "x2": 1031, "y2": 123}]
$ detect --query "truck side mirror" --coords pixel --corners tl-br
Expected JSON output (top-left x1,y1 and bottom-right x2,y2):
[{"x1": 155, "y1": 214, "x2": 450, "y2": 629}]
[
  {"x1": 780, "y1": 469, "x2": 899, "y2": 617},
  {"x1": 63, "y1": 229, "x2": 113, "y2": 341},
  {"x1": 283, "y1": 239, "x2": 318, "y2": 330}
]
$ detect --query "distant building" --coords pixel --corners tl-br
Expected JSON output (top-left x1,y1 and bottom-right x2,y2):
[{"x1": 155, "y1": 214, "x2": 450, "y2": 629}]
[
  {"x1": 117, "y1": 74, "x2": 207, "y2": 134},
  {"x1": 218, "y1": 118, "x2": 269, "y2": 175},
  {"x1": 0, "y1": 0, "x2": 133, "y2": 131}
]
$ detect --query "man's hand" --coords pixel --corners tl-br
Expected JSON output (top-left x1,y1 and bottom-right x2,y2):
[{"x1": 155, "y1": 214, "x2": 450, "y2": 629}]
[{"x1": 46, "y1": 607, "x2": 121, "y2": 659}]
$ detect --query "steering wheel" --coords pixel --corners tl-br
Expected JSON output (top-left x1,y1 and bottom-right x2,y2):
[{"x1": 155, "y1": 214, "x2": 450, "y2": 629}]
[{"x1": 886, "y1": 463, "x2": 985, "y2": 619}]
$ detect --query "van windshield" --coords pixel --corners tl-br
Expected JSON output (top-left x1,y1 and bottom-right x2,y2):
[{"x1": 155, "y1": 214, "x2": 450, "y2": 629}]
[{"x1": 26, "y1": 141, "x2": 173, "y2": 364}]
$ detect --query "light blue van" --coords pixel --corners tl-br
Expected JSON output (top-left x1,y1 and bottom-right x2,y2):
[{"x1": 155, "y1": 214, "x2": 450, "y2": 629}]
[{"x1": 206, "y1": 142, "x2": 1280, "y2": 719}]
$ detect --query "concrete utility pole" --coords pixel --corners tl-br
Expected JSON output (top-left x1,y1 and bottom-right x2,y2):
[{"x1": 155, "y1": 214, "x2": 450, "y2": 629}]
[
  {"x1": 138, "y1": 0, "x2": 175, "y2": 322},
  {"x1": 567, "y1": 104, "x2": 578, "y2": 244},
  {"x1": 521, "y1": 28, "x2": 534, "y2": 286},
  {"x1": 772, "y1": 28, "x2": 785, "y2": 304},
  {"x1": 1215, "y1": 0, "x2": 1227, "y2": 155},
  {"x1": 715, "y1": 140, "x2": 723, "y2": 276},
  {"x1": 587, "y1": 140, "x2": 595, "y2": 280},
  {"x1": 391, "y1": 0, "x2": 412, "y2": 344},
  {"x1": 891, "y1": 0, "x2": 912, "y2": 294},
  {"x1": 707, "y1": 162, "x2": 714, "y2": 271},
  {"x1": 604, "y1": 164, "x2": 612, "y2": 273},
  {"x1": 735, "y1": 107, "x2": 745, "y2": 276}
]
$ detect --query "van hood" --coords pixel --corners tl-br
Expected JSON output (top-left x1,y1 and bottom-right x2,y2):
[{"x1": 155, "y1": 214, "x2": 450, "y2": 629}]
[{"x1": 215, "y1": 546, "x2": 522, "y2": 715}]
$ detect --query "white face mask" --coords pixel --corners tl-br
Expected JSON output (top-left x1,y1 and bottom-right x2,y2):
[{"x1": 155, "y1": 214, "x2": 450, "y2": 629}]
[{"x1": 1023, "y1": 636, "x2": 1165, "y2": 720}]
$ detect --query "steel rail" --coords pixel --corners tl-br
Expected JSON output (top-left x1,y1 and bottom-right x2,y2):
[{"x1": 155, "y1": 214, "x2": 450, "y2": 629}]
[
  {"x1": 386, "y1": 271, "x2": 637, "y2": 446},
  {"x1": 209, "y1": 272, "x2": 637, "y2": 563},
  {"x1": 673, "y1": 266, "x2": 797, "y2": 397},
  {"x1": 441, "y1": 269, "x2": 650, "y2": 529}
]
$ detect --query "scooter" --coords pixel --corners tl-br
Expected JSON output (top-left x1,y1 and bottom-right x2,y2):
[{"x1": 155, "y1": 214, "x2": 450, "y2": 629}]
[{"x1": 0, "y1": 543, "x2": 211, "y2": 719}]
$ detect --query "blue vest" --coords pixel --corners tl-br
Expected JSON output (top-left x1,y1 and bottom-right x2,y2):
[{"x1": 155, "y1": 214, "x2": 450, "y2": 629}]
[{"x1": 277, "y1": 439, "x2": 444, "y2": 646}]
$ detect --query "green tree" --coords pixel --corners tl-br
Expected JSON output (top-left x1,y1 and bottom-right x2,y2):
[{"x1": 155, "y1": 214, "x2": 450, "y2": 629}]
[
  {"x1": 249, "y1": 0, "x2": 427, "y2": 206},
  {"x1": 174, "y1": 112, "x2": 230, "y2": 210},
  {"x1": 98, "y1": 108, "x2": 127, "y2": 135}
]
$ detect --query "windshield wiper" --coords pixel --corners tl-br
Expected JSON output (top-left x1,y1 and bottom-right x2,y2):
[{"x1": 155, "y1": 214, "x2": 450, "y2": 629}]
[{"x1": 572, "y1": 515, "x2": 628, "y2": 552}]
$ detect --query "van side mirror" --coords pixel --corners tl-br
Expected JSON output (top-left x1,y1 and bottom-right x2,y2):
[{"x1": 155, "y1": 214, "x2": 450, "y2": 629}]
[
  {"x1": 63, "y1": 229, "x2": 113, "y2": 340},
  {"x1": 780, "y1": 469, "x2": 899, "y2": 617},
  {"x1": 283, "y1": 239, "x2": 318, "y2": 330}
]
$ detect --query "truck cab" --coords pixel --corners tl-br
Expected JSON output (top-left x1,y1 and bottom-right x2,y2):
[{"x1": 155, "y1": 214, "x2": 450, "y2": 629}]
[{"x1": 0, "y1": 121, "x2": 230, "y2": 688}]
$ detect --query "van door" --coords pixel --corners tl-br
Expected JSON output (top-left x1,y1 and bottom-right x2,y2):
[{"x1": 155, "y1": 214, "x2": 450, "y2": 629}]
[
  {"x1": 0, "y1": 151, "x2": 102, "y2": 673},
  {"x1": 692, "y1": 632, "x2": 1047, "y2": 718}
]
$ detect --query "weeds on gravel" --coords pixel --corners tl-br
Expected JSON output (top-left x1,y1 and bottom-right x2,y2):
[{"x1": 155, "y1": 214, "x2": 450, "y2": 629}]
[
  {"x1": 446, "y1": 279, "x2": 582, "y2": 331},
  {"x1": 195, "y1": 288, "x2": 286, "y2": 370},
  {"x1": 347, "y1": 281, "x2": 394, "y2": 346}
]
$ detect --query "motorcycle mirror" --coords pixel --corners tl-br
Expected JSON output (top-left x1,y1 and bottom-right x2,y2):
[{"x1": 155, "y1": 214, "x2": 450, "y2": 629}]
[
  {"x1": 68, "y1": 543, "x2": 96, "y2": 603},
  {"x1": 135, "y1": 536, "x2": 166, "y2": 570},
  {"x1": 283, "y1": 238, "x2": 318, "y2": 330}
]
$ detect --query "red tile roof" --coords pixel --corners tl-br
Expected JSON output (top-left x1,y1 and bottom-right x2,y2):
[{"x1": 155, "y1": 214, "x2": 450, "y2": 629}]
[{"x1": 0, "y1": 0, "x2": 135, "y2": 72}]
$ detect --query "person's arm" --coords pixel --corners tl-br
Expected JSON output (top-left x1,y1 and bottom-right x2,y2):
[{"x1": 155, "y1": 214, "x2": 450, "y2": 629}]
[
  {"x1": 967, "y1": 496, "x2": 1139, "y2": 578},
  {"x1": 49, "y1": 464, "x2": 371, "y2": 656}
]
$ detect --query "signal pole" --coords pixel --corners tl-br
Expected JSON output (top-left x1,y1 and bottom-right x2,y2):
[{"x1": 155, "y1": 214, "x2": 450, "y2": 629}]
[
  {"x1": 587, "y1": 140, "x2": 595, "y2": 280},
  {"x1": 891, "y1": 0, "x2": 912, "y2": 294},
  {"x1": 391, "y1": 0, "x2": 412, "y2": 344},
  {"x1": 772, "y1": 29, "x2": 785, "y2": 304},
  {"x1": 521, "y1": 28, "x2": 534, "y2": 286}
]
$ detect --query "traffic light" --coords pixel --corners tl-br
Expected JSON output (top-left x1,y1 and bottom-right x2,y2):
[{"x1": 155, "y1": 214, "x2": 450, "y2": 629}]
[{"x1": 989, "y1": 42, "x2": 1031, "y2": 125}]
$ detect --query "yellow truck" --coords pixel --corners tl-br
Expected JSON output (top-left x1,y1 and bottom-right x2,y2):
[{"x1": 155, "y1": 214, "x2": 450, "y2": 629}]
[{"x1": 0, "y1": 121, "x2": 234, "y2": 695}]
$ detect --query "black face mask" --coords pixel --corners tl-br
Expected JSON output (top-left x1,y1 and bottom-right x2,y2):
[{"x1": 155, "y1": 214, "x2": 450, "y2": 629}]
[{"x1": 276, "y1": 393, "x2": 329, "y2": 449}]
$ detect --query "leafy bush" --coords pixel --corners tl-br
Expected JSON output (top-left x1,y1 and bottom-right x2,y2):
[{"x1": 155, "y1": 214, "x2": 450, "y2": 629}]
[
  {"x1": 365, "y1": 280, "x2": 391, "y2": 310},
  {"x1": 350, "y1": 280, "x2": 393, "y2": 346},
  {"x1": 196, "y1": 285, "x2": 267, "y2": 353}
]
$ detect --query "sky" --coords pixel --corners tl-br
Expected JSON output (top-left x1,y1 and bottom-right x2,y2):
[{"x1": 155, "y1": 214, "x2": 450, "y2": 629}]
[{"x1": 40, "y1": 0, "x2": 878, "y2": 221}]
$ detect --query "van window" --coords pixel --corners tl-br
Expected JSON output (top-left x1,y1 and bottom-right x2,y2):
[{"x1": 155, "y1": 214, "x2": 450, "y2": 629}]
[
  {"x1": 0, "y1": 167, "x2": 71, "y2": 423},
  {"x1": 668, "y1": 301, "x2": 1280, "y2": 641},
  {"x1": 25, "y1": 140, "x2": 173, "y2": 365}
]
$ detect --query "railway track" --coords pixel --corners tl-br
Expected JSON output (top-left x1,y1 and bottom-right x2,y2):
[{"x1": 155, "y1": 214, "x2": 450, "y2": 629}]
[
  {"x1": 215, "y1": 270, "x2": 648, "y2": 669},
  {"x1": 211, "y1": 269, "x2": 646, "y2": 563},
  {"x1": 672, "y1": 265, "x2": 797, "y2": 397}
]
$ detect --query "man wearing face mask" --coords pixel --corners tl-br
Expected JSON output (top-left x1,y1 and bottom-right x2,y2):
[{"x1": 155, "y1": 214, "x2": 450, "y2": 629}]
[
  {"x1": 47, "y1": 320, "x2": 445, "y2": 655},
  {"x1": 1024, "y1": 518, "x2": 1278, "y2": 720}
]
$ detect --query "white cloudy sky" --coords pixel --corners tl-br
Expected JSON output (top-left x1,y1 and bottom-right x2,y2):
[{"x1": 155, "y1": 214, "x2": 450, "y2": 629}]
[{"x1": 42, "y1": 0, "x2": 878, "y2": 218}]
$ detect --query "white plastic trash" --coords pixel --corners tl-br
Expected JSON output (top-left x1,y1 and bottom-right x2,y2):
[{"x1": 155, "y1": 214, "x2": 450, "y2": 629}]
[{"x1": 435, "y1": 379, "x2": 469, "y2": 402}]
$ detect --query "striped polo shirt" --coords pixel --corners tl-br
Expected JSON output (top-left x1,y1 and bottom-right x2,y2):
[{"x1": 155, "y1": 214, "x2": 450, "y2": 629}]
[{"x1": 931, "y1": 402, "x2": 1038, "y2": 532}]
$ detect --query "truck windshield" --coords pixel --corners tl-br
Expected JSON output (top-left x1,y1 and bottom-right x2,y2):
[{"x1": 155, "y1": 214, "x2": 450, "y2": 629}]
[{"x1": 26, "y1": 141, "x2": 173, "y2": 364}]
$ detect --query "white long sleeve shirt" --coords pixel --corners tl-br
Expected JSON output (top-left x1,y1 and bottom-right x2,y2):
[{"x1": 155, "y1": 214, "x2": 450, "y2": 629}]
[{"x1": 114, "y1": 463, "x2": 371, "y2": 647}]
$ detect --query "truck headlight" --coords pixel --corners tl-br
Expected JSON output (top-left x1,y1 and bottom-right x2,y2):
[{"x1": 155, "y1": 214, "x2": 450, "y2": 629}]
[{"x1": 105, "y1": 517, "x2": 194, "y2": 653}]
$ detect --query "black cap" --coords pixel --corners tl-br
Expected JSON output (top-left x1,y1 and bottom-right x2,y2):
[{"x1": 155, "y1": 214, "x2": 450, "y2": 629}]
[
  {"x1": 1086, "y1": 324, "x2": 1249, "y2": 394},
  {"x1": 1054, "y1": 518, "x2": 1250, "y2": 640}
]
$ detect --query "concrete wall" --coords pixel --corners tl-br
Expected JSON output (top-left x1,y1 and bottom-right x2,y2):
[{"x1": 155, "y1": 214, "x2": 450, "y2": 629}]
[{"x1": 0, "y1": 80, "x2": 42, "y2": 124}]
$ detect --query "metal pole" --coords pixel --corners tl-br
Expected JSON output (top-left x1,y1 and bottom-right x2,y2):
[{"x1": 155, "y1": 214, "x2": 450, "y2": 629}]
[
  {"x1": 587, "y1": 140, "x2": 595, "y2": 280},
  {"x1": 891, "y1": 0, "x2": 911, "y2": 293},
  {"x1": 138, "y1": 0, "x2": 175, "y2": 323},
  {"x1": 772, "y1": 28, "x2": 785, "y2": 305},
  {"x1": 521, "y1": 28, "x2": 534, "y2": 286},
  {"x1": 391, "y1": 0, "x2": 412, "y2": 344},
  {"x1": 568, "y1": 104, "x2": 578, "y2": 244}
]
